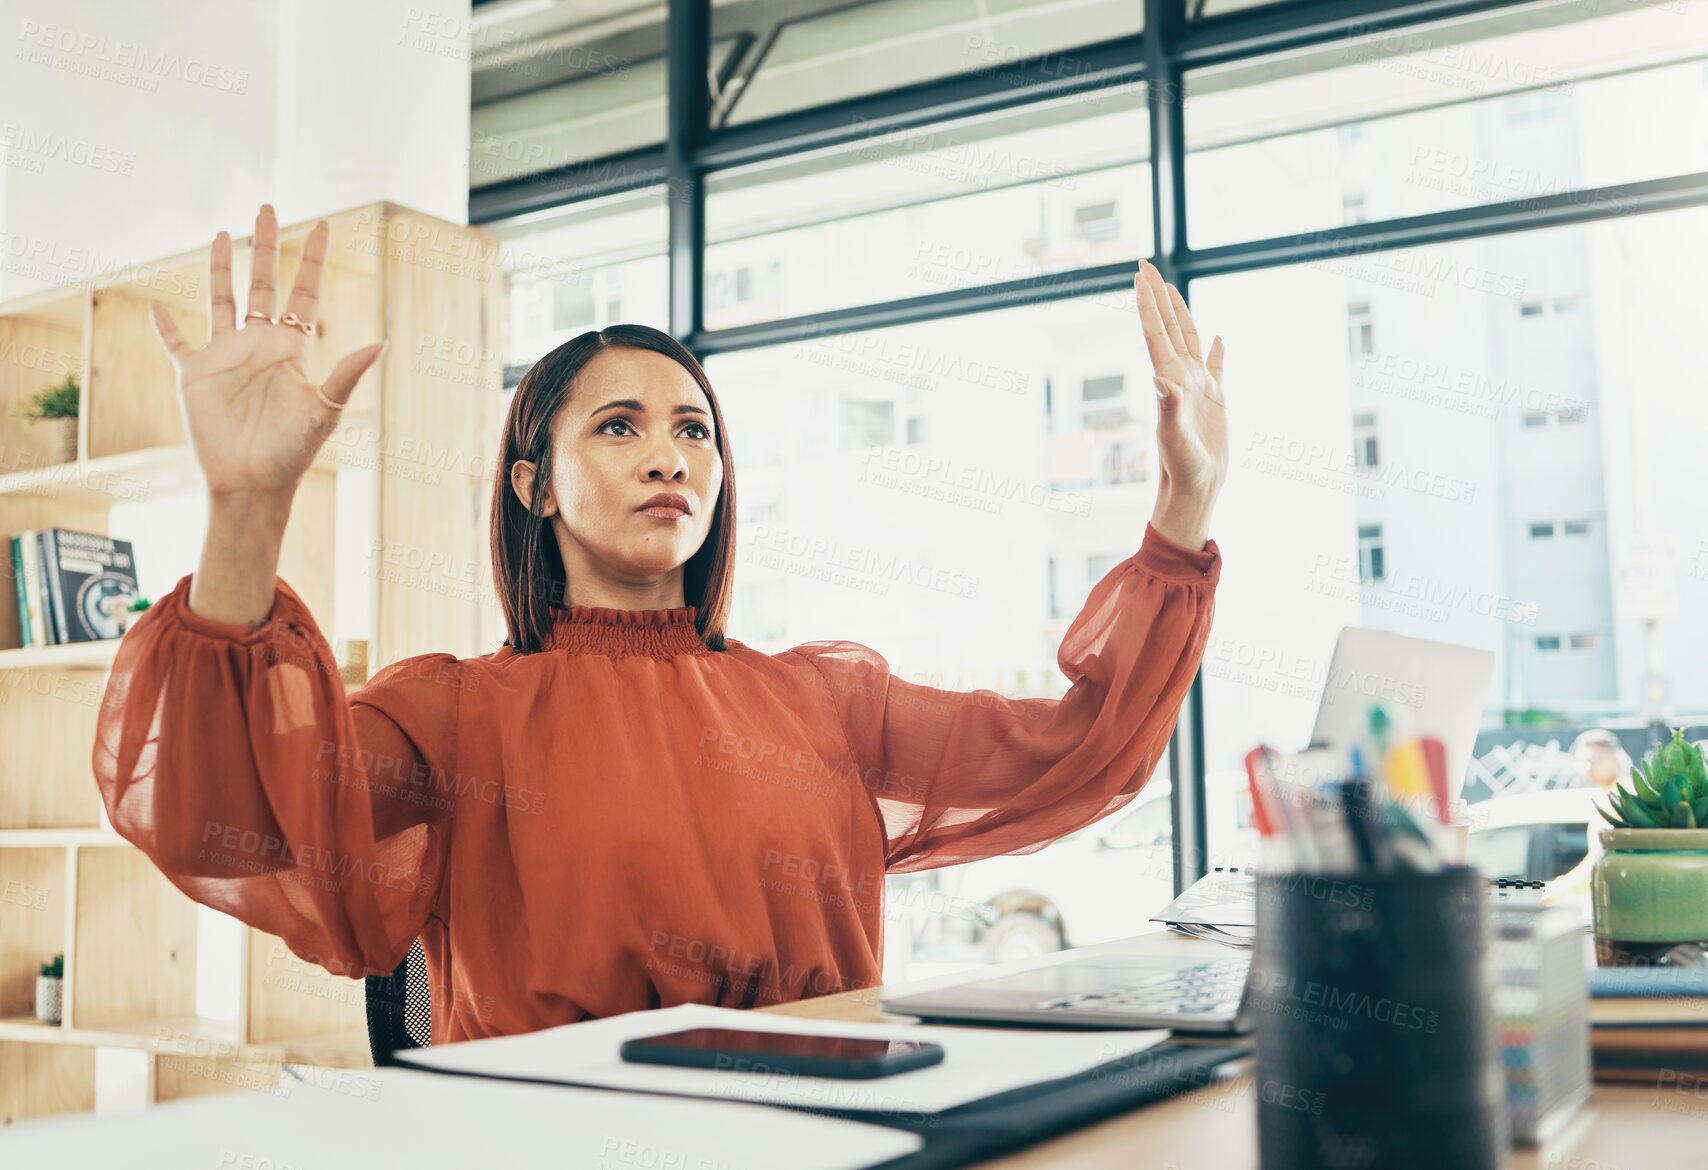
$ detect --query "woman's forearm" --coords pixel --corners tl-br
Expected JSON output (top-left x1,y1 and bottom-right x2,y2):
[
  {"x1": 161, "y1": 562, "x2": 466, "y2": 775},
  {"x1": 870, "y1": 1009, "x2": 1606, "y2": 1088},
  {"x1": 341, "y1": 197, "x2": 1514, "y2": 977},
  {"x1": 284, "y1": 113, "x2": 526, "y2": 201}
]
[
  {"x1": 1150, "y1": 480, "x2": 1219, "y2": 551},
  {"x1": 187, "y1": 490, "x2": 295, "y2": 627}
]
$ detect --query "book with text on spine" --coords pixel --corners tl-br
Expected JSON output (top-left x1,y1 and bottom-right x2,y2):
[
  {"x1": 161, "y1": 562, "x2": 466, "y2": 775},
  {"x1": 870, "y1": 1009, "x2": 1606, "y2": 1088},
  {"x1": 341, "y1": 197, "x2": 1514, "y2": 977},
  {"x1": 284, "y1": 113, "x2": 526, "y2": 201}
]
[{"x1": 38, "y1": 529, "x2": 140, "y2": 643}]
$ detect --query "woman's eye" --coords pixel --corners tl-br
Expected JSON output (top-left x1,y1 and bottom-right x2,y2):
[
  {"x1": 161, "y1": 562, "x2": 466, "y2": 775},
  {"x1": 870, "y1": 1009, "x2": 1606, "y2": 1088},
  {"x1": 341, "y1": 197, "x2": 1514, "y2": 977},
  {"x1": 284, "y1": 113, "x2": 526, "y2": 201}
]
[{"x1": 601, "y1": 418, "x2": 712, "y2": 441}]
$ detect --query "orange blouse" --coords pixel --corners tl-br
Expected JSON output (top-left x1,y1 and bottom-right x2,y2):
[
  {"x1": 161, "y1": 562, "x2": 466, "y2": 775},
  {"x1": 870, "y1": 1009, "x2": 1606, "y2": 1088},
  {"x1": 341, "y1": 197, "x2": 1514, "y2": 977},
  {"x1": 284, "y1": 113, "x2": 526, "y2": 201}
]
[{"x1": 92, "y1": 522, "x2": 1220, "y2": 1044}]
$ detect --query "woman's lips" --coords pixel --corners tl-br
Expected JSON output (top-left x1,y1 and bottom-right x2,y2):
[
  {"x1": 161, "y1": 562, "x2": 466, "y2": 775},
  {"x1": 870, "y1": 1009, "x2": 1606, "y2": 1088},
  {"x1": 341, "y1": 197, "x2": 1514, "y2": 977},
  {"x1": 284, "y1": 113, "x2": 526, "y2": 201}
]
[{"x1": 640, "y1": 506, "x2": 689, "y2": 520}]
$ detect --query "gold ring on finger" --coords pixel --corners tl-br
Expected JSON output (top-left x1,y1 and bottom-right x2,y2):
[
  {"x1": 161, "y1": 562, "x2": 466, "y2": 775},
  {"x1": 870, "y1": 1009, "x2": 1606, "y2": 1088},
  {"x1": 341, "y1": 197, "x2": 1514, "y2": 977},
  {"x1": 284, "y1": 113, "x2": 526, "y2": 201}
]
[
  {"x1": 245, "y1": 311, "x2": 274, "y2": 324},
  {"x1": 314, "y1": 386, "x2": 344, "y2": 412},
  {"x1": 279, "y1": 311, "x2": 313, "y2": 336}
]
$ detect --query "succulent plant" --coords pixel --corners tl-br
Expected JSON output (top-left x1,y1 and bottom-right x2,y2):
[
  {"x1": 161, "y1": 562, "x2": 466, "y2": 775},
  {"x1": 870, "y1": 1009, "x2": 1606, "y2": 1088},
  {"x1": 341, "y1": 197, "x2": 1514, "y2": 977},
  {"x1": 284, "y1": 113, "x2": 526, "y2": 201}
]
[
  {"x1": 1598, "y1": 726, "x2": 1708, "y2": 829},
  {"x1": 39, "y1": 953, "x2": 63, "y2": 979}
]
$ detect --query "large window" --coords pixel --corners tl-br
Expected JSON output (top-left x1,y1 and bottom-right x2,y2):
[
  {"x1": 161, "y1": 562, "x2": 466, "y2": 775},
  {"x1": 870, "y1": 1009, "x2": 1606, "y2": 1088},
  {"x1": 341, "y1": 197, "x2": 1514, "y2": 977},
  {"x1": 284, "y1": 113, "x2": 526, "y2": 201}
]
[
  {"x1": 475, "y1": 0, "x2": 1708, "y2": 980},
  {"x1": 1195, "y1": 203, "x2": 1702, "y2": 866}
]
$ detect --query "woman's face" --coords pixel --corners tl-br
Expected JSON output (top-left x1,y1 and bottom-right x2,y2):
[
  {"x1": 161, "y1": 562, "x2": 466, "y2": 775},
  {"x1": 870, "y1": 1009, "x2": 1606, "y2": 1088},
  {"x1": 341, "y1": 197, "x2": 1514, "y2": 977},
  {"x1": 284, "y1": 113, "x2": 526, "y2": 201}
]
[
  {"x1": 1577, "y1": 743, "x2": 1620, "y2": 789},
  {"x1": 514, "y1": 346, "x2": 722, "y2": 599}
]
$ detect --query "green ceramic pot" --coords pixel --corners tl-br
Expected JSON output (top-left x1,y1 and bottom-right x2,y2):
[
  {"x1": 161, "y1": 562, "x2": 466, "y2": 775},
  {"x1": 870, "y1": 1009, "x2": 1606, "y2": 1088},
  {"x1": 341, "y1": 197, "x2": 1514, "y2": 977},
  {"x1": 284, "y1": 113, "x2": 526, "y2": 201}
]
[{"x1": 1592, "y1": 828, "x2": 1708, "y2": 960}]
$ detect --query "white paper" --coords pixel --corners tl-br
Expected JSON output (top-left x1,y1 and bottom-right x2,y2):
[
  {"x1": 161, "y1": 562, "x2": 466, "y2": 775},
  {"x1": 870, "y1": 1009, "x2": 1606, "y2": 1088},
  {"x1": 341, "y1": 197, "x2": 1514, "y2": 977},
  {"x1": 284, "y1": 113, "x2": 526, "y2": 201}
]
[
  {"x1": 0, "y1": 1062, "x2": 922, "y2": 1170},
  {"x1": 397, "y1": 1001, "x2": 1169, "y2": 1115}
]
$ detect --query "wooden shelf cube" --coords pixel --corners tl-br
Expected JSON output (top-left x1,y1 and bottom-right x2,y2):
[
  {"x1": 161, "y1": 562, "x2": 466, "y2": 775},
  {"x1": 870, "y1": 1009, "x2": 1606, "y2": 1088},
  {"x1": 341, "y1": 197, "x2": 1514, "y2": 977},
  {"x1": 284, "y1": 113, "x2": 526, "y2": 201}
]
[
  {"x1": 70, "y1": 845, "x2": 197, "y2": 1031},
  {"x1": 0, "y1": 846, "x2": 69, "y2": 1019}
]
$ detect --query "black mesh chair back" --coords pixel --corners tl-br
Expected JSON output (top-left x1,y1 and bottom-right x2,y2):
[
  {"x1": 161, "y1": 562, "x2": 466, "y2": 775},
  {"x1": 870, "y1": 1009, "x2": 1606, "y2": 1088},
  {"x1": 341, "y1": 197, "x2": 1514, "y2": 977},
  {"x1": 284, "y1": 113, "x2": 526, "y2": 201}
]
[{"x1": 365, "y1": 937, "x2": 432, "y2": 1065}]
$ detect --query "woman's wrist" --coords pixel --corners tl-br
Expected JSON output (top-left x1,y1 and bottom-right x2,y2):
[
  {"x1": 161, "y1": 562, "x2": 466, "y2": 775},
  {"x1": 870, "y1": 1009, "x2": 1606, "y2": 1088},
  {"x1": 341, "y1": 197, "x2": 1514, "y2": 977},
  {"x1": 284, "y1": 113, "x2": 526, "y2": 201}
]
[
  {"x1": 189, "y1": 490, "x2": 294, "y2": 626},
  {"x1": 1149, "y1": 479, "x2": 1219, "y2": 551}
]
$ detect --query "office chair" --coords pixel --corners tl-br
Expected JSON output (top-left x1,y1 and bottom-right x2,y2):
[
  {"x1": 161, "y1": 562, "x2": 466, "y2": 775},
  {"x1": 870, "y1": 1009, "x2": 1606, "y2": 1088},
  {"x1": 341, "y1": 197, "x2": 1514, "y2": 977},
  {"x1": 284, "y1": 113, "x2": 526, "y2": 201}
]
[{"x1": 365, "y1": 937, "x2": 432, "y2": 1065}]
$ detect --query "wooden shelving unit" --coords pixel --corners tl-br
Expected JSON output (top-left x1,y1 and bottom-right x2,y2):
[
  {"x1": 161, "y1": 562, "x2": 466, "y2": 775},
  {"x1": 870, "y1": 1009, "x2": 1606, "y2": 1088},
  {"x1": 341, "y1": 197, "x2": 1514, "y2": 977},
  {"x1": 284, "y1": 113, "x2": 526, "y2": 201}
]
[{"x1": 0, "y1": 202, "x2": 504, "y2": 1123}]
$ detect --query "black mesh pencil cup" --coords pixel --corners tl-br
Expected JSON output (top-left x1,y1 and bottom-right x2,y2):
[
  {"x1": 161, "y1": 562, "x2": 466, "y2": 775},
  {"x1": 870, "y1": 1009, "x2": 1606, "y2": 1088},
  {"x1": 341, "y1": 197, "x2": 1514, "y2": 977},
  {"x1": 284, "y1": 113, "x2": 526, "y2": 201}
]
[{"x1": 1248, "y1": 867, "x2": 1506, "y2": 1170}]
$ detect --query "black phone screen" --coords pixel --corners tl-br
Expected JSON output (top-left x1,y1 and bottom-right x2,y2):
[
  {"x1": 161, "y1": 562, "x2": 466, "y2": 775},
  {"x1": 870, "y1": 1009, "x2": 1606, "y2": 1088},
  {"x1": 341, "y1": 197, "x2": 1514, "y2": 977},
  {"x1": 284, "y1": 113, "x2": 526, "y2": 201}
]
[{"x1": 619, "y1": 1027, "x2": 945, "y2": 1078}]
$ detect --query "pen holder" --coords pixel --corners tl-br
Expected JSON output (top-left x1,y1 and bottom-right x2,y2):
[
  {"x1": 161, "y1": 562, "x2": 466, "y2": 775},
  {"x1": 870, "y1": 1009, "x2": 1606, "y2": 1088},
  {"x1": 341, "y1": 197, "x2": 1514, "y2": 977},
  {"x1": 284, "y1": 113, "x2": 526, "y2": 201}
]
[{"x1": 1250, "y1": 867, "x2": 1506, "y2": 1170}]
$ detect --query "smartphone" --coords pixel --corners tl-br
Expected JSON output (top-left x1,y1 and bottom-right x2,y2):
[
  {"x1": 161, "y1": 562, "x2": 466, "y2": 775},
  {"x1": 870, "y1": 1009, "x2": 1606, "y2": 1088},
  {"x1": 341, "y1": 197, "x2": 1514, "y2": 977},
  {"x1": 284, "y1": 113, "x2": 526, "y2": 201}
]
[{"x1": 619, "y1": 1027, "x2": 945, "y2": 1079}]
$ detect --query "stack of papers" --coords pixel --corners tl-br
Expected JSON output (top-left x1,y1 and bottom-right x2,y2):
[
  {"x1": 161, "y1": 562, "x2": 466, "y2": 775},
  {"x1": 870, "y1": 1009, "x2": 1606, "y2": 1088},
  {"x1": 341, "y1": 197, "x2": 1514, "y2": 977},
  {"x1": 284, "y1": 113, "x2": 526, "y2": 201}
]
[
  {"x1": 396, "y1": 1001, "x2": 1170, "y2": 1115},
  {"x1": 1151, "y1": 869, "x2": 1257, "y2": 945}
]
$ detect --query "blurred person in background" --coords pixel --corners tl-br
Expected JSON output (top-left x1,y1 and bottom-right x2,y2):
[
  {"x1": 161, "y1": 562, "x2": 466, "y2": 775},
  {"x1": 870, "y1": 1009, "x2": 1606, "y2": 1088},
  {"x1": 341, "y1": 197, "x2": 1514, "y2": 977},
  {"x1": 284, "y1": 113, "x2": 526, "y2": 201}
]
[{"x1": 1549, "y1": 728, "x2": 1635, "y2": 903}]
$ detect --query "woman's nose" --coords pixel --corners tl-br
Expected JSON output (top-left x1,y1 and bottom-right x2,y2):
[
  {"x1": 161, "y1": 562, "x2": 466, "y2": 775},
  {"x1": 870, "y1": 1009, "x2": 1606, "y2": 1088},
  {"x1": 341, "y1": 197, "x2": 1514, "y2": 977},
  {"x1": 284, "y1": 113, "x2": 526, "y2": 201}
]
[{"x1": 643, "y1": 439, "x2": 689, "y2": 480}]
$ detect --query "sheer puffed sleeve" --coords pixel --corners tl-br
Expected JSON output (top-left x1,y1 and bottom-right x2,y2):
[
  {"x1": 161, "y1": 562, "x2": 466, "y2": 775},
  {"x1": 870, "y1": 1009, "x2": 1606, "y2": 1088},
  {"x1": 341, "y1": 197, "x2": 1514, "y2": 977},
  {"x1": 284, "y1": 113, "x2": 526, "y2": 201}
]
[
  {"x1": 92, "y1": 573, "x2": 466, "y2": 979},
  {"x1": 795, "y1": 522, "x2": 1219, "y2": 873}
]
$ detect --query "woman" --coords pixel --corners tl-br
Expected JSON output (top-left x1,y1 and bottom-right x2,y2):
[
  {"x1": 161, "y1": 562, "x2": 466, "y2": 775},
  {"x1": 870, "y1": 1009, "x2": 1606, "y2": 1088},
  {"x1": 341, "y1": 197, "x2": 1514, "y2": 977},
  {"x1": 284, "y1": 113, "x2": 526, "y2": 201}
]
[{"x1": 94, "y1": 204, "x2": 1229, "y2": 1044}]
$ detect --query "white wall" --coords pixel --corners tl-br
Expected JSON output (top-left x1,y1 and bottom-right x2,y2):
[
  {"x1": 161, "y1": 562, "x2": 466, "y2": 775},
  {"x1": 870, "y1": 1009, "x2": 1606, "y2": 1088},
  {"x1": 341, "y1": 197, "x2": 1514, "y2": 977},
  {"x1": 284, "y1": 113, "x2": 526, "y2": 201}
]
[{"x1": 0, "y1": 0, "x2": 471, "y2": 302}]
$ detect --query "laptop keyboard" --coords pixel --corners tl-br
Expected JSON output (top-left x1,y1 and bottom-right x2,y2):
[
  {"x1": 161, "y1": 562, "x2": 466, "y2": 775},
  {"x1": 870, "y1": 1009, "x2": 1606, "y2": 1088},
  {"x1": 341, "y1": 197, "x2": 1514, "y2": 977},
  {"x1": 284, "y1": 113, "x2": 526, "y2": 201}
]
[{"x1": 1031, "y1": 958, "x2": 1249, "y2": 1018}]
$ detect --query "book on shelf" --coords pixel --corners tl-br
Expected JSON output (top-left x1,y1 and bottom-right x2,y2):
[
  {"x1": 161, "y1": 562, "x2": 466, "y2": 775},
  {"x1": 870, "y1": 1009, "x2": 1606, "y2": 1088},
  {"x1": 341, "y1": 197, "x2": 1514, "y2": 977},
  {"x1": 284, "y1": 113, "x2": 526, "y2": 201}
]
[
  {"x1": 11, "y1": 531, "x2": 45, "y2": 646},
  {"x1": 6, "y1": 528, "x2": 140, "y2": 648}
]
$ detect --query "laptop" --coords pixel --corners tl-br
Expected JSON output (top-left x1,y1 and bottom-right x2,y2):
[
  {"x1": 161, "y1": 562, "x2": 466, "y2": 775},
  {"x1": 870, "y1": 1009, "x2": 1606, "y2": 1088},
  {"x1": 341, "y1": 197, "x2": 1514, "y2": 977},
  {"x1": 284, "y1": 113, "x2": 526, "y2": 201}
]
[{"x1": 879, "y1": 627, "x2": 1496, "y2": 1033}]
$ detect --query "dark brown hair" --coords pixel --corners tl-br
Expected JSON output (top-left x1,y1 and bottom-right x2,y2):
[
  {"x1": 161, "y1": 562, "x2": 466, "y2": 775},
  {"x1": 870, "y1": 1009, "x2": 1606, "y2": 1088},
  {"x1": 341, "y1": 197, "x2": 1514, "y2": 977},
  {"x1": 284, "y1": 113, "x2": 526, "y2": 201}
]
[{"x1": 490, "y1": 325, "x2": 736, "y2": 654}]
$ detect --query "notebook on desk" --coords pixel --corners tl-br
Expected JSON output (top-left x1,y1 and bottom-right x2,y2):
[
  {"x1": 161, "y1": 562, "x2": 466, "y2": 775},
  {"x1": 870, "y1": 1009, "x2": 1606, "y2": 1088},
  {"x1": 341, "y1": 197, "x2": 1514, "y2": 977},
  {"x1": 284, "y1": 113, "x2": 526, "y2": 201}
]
[
  {"x1": 388, "y1": 1002, "x2": 1250, "y2": 1170},
  {"x1": 880, "y1": 628, "x2": 1496, "y2": 1033}
]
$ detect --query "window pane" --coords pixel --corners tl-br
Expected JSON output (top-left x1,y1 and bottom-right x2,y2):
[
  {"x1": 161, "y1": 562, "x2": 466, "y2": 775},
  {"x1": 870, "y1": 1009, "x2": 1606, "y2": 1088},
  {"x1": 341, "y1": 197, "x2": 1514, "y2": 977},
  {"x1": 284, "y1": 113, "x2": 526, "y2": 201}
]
[
  {"x1": 492, "y1": 188, "x2": 670, "y2": 371},
  {"x1": 706, "y1": 83, "x2": 1151, "y2": 327},
  {"x1": 702, "y1": 291, "x2": 1174, "y2": 979},
  {"x1": 725, "y1": 0, "x2": 1143, "y2": 126},
  {"x1": 1197, "y1": 203, "x2": 1703, "y2": 866},
  {"x1": 1185, "y1": 1, "x2": 1708, "y2": 248},
  {"x1": 470, "y1": 38, "x2": 744, "y2": 188}
]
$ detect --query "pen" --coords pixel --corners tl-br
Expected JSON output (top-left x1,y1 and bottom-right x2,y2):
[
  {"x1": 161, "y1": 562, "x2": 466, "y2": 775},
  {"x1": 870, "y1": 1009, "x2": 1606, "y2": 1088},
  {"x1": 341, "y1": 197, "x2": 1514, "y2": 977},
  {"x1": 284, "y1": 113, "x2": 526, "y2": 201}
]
[
  {"x1": 1246, "y1": 746, "x2": 1302, "y2": 872},
  {"x1": 1259, "y1": 745, "x2": 1320, "y2": 871},
  {"x1": 1419, "y1": 737, "x2": 1451, "y2": 825}
]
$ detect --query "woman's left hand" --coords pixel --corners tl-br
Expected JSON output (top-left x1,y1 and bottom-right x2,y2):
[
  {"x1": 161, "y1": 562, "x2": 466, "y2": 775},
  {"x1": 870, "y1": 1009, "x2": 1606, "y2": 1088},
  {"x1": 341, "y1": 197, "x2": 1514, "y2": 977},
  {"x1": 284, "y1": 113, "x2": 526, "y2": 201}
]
[{"x1": 1133, "y1": 259, "x2": 1228, "y2": 551}]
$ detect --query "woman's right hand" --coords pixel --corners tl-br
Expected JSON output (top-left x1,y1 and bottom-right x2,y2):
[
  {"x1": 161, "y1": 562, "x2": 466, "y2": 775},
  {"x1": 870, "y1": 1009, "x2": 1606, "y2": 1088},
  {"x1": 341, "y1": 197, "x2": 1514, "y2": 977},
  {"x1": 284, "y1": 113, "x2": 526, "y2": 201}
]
[{"x1": 150, "y1": 203, "x2": 385, "y2": 502}]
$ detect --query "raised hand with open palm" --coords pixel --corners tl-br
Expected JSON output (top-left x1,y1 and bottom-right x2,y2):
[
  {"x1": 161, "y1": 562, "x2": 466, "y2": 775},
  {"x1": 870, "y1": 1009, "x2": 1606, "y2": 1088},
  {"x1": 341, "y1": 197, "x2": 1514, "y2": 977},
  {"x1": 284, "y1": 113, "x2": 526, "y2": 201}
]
[
  {"x1": 1132, "y1": 259, "x2": 1228, "y2": 551},
  {"x1": 150, "y1": 204, "x2": 385, "y2": 500},
  {"x1": 154, "y1": 204, "x2": 386, "y2": 627}
]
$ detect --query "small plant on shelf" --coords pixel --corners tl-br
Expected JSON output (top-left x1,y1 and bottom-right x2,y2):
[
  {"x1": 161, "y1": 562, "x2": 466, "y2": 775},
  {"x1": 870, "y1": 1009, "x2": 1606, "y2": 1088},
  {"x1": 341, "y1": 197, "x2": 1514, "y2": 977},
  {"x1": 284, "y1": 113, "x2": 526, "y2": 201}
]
[
  {"x1": 10, "y1": 373, "x2": 80, "y2": 422},
  {"x1": 35, "y1": 953, "x2": 64, "y2": 1024},
  {"x1": 7, "y1": 372, "x2": 80, "y2": 465}
]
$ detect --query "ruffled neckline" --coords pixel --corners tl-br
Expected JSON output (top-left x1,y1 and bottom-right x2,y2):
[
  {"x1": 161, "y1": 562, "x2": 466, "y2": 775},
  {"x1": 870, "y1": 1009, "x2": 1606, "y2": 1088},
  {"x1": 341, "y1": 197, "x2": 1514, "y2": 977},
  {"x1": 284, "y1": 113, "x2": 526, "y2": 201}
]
[{"x1": 541, "y1": 603, "x2": 709, "y2": 659}]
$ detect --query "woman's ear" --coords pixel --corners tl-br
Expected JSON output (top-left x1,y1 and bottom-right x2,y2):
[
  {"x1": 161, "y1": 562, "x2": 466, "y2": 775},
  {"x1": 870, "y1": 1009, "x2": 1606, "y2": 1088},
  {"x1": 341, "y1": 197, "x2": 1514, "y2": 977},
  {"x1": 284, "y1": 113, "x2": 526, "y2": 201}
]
[{"x1": 510, "y1": 459, "x2": 558, "y2": 517}]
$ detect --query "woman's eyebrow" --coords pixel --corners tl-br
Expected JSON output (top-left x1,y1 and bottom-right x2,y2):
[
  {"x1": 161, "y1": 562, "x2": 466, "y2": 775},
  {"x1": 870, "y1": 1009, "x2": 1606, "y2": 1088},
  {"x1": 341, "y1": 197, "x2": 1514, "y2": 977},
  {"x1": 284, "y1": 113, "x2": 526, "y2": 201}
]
[{"x1": 592, "y1": 398, "x2": 710, "y2": 418}]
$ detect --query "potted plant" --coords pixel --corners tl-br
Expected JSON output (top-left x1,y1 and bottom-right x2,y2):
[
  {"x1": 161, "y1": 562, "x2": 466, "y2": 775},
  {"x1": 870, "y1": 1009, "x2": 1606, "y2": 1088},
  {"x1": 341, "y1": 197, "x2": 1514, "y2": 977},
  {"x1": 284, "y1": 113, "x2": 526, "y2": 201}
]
[
  {"x1": 1592, "y1": 726, "x2": 1708, "y2": 966},
  {"x1": 35, "y1": 953, "x2": 64, "y2": 1024},
  {"x1": 8, "y1": 373, "x2": 80, "y2": 465}
]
